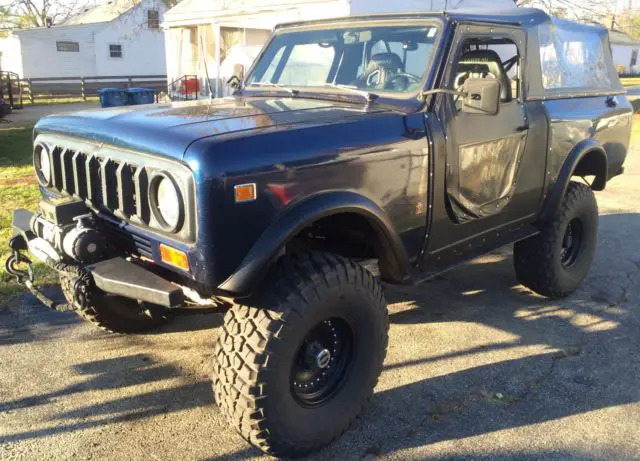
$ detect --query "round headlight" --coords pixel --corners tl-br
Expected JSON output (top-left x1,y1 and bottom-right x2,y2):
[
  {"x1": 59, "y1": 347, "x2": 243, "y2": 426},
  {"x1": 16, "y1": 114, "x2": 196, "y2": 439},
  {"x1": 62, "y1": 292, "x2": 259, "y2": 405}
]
[
  {"x1": 151, "y1": 174, "x2": 183, "y2": 232},
  {"x1": 35, "y1": 144, "x2": 51, "y2": 185},
  {"x1": 40, "y1": 148, "x2": 51, "y2": 183}
]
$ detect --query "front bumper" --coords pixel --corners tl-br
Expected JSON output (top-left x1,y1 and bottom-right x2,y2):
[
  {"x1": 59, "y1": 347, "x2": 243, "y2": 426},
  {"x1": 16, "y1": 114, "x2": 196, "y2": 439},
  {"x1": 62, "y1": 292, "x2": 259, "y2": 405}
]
[{"x1": 8, "y1": 209, "x2": 184, "y2": 309}]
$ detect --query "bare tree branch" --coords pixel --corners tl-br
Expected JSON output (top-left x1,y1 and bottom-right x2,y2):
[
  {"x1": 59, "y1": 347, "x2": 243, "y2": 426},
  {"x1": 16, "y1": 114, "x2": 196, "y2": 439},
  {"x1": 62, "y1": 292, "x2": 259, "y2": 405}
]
[{"x1": 0, "y1": 0, "x2": 94, "y2": 29}]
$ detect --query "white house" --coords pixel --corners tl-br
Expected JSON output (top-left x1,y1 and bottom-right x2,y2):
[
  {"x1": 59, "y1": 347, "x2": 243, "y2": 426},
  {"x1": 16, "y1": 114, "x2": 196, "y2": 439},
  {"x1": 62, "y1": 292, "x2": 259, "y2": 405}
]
[
  {"x1": 0, "y1": 34, "x2": 24, "y2": 76},
  {"x1": 162, "y1": 0, "x2": 516, "y2": 98},
  {"x1": 12, "y1": 0, "x2": 168, "y2": 79},
  {"x1": 609, "y1": 29, "x2": 640, "y2": 75}
]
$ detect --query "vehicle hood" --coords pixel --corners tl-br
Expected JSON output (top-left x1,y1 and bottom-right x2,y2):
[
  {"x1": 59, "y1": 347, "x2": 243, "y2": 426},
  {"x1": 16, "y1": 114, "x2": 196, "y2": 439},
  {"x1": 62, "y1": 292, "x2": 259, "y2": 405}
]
[{"x1": 34, "y1": 97, "x2": 399, "y2": 161}]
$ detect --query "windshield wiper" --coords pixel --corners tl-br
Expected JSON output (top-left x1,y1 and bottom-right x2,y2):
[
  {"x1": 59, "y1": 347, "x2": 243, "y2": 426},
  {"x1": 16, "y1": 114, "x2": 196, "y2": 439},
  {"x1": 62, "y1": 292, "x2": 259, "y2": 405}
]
[
  {"x1": 323, "y1": 83, "x2": 378, "y2": 102},
  {"x1": 247, "y1": 82, "x2": 299, "y2": 96}
]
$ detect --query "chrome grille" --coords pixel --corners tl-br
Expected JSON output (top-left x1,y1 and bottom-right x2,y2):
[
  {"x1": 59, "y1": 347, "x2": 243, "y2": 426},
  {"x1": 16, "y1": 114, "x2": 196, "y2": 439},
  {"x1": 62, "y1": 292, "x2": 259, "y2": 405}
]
[{"x1": 35, "y1": 133, "x2": 196, "y2": 243}]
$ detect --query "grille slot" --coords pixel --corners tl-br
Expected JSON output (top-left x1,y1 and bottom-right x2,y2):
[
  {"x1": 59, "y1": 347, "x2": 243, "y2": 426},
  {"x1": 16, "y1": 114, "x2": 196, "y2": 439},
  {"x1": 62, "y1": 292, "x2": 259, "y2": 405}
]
[{"x1": 49, "y1": 147, "x2": 150, "y2": 225}]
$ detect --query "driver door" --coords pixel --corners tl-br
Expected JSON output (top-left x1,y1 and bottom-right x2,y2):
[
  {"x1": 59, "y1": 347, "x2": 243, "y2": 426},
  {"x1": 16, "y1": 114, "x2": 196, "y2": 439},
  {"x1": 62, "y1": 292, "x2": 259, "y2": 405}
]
[{"x1": 424, "y1": 24, "x2": 547, "y2": 260}]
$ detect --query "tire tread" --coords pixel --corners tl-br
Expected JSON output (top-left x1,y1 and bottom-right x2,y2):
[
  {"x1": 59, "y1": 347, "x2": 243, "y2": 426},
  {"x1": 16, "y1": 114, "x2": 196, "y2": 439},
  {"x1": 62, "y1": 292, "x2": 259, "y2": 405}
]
[{"x1": 212, "y1": 252, "x2": 387, "y2": 457}]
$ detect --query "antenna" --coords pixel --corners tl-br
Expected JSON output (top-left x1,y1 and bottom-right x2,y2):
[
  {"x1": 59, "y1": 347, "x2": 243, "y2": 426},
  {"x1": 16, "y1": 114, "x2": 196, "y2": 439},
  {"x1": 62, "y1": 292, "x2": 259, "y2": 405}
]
[{"x1": 200, "y1": 35, "x2": 213, "y2": 100}]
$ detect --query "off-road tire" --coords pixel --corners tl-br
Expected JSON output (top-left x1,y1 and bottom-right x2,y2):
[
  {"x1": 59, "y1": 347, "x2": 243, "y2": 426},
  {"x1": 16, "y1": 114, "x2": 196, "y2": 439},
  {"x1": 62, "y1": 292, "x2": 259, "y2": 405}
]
[
  {"x1": 212, "y1": 252, "x2": 388, "y2": 458},
  {"x1": 60, "y1": 273, "x2": 171, "y2": 334},
  {"x1": 514, "y1": 181, "x2": 598, "y2": 298}
]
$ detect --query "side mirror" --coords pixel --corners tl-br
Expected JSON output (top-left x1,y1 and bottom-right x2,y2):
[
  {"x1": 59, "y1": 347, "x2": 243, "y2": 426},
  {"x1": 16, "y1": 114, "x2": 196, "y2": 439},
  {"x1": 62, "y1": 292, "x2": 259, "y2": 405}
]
[
  {"x1": 226, "y1": 64, "x2": 246, "y2": 91},
  {"x1": 461, "y1": 78, "x2": 501, "y2": 115},
  {"x1": 234, "y1": 64, "x2": 246, "y2": 81}
]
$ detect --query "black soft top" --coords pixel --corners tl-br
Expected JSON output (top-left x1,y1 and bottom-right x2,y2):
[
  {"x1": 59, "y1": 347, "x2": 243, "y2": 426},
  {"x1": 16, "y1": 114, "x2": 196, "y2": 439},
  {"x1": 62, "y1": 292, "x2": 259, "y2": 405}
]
[
  {"x1": 276, "y1": 7, "x2": 551, "y2": 30},
  {"x1": 276, "y1": 7, "x2": 624, "y2": 100}
]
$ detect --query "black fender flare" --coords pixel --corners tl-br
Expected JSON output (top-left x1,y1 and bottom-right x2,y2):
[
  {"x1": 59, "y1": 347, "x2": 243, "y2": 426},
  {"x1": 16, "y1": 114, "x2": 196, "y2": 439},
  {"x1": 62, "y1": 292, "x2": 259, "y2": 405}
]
[
  {"x1": 218, "y1": 191, "x2": 412, "y2": 295},
  {"x1": 539, "y1": 139, "x2": 607, "y2": 222}
]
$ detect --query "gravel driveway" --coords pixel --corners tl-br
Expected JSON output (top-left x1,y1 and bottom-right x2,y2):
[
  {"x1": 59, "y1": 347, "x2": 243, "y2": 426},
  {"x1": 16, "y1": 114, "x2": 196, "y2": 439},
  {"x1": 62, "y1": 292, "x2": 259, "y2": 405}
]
[{"x1": 1, "y1": 125, "x2": 639, "y2": 461}]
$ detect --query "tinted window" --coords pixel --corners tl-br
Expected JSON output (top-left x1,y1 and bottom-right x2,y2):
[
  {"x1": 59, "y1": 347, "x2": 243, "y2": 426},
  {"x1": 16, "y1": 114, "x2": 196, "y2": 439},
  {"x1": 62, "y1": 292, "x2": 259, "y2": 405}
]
[{"x1": 539, "y1": 20, "x2": 612, "y2": 90}]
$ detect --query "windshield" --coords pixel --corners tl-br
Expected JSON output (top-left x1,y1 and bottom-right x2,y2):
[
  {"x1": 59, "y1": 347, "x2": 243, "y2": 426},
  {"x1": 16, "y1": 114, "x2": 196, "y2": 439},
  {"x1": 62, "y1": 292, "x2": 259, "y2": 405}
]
[{"x1": 247, "y1": 24, "x2": 440, "y2": 95}]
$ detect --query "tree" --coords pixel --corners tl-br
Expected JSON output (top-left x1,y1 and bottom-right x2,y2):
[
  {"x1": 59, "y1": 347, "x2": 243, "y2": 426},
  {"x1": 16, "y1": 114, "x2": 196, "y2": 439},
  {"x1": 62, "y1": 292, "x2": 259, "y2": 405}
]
[
  {"x1": 0, "y1": 0, "x2": 94, "y2": 31},
  {"x1": 515, "y1": 0, "x2": 618, "y2": 23},
  {"x1": 614, "y1": 10, "x2": 640, "y2": 39}
]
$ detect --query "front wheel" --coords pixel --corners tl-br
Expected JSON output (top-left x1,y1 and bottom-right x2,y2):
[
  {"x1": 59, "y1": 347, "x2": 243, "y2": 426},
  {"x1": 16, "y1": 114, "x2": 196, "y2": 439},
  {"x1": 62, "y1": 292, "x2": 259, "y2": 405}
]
[
  {"x1": 60, "y1": 273, "x2": 171, "y2": 334},
  {"x1": 514, "y1": 181, "x2": 598, "y2": 298},
  {"x1": 212, "y1": 252, "x2": 388, "y2": 458}
]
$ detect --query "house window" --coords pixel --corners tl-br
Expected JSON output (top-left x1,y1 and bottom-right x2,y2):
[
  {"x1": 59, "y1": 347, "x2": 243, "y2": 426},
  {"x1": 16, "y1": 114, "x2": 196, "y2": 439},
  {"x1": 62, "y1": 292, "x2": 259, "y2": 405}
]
[
  {"x1": 56, "y1": 41, "x2": 79, "y2": 52},
  {"x1": 148, "y1": 10, "x2": 160, "y2": 29},
  {"x1": 109, "y1": 44, "x2": 123, "y2": 58},
  {"x1": 632, "y1": 50, "x2": 638, "y2": 67}
]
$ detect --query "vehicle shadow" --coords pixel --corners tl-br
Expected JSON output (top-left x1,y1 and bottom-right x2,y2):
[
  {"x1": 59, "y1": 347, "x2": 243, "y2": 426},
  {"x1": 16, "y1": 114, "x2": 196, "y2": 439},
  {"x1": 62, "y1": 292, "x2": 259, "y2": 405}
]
[
  {"x1": 1, "y1": 213, "x2": 638, "y2": 460},
  {"x1": 303, "y1": 212, "x2": 640, "y2": 459},
  {"x1": 0, "y1": 286, "x2": 80, "y2": 346},
  {"x1": 208, "y1": 212, "x2": 640, "y2": 459},
  {"x1": 0, "y1": 353, "x2": 215, "y2": 444}
]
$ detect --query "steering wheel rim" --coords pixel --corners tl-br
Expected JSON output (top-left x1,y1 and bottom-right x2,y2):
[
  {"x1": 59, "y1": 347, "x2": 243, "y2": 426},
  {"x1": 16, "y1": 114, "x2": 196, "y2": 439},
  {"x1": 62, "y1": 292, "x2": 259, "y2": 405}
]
[{"x1": 385, "y1": 72, "x2": 421, "y2": 90}]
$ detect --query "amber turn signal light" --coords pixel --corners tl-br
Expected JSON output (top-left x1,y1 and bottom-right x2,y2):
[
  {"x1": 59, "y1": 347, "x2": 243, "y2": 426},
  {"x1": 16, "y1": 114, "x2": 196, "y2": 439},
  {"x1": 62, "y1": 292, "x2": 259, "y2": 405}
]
[
  {"x1": 160, "y1": 244, "x2": 189, "y2": 271},
  {"x1": 234, "y1": 183, "x2": 257, "y2": 202}
]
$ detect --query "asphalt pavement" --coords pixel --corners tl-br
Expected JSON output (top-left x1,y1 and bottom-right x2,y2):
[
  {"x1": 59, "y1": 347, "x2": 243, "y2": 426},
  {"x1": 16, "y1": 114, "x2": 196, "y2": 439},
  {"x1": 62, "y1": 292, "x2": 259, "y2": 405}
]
[{"x1": 1, "y1": 125, "x2": 639, "y2": 460}]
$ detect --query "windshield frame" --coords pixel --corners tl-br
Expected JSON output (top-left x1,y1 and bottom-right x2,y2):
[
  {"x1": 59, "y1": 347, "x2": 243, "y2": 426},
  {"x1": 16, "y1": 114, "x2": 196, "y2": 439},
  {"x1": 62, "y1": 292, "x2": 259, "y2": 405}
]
[{"x1": 242, "y1": 18, "x2": 445, "y2": 103}]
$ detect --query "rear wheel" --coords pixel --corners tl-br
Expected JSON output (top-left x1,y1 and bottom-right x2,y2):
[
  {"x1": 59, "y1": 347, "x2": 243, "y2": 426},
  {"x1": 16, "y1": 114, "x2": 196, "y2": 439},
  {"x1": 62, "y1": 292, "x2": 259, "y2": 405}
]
[
  {"x1": 60, "y1": 273, "x2": 171, "y2": 334},
  {"x1": 514, "y1": 181, "x2": 598, "y2": 298},
  {"x1": 212, "y1": 252, "x2": 388, "y2": 458}
]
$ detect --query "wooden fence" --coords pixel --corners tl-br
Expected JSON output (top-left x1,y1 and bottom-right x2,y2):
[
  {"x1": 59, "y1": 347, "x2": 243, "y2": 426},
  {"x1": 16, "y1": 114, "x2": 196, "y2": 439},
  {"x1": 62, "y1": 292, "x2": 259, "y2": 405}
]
[{"x1": 19, "y1": 75, "x2": 167, "y2": 103}]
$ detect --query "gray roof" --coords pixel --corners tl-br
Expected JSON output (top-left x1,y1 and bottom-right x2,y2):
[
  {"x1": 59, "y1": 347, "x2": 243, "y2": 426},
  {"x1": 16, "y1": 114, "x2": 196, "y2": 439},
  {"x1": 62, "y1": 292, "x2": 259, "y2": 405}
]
[
  {"x1": 609, "y1": 29, "x2": 640, "y2": 46},
  {"x1": 64, "y1": 0, "x2": 141, "y2": 25}
]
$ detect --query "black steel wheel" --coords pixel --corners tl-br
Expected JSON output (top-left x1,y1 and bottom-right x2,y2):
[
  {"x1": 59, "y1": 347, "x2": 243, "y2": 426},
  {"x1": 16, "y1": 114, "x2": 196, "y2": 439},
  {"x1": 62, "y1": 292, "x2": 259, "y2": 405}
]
[
  {"x1": 560, "y1": 218, "x2": 583, "y2": 268},
  {"x1": 514, "y1": 181, "x2": 598, "y2": 298},
  {"x1": 291, "y1": 318, "x2": 354, "y2": 407},
  {"x1": 212, "y1": 252, "x2": 388, "y2": 458}
]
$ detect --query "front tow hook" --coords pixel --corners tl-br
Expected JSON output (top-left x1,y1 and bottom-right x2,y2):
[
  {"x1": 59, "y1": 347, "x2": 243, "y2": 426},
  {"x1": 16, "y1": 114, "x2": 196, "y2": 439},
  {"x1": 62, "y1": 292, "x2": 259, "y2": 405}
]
[{"x1": 5, "y1": 235, "x2": 78, "y2": 312}]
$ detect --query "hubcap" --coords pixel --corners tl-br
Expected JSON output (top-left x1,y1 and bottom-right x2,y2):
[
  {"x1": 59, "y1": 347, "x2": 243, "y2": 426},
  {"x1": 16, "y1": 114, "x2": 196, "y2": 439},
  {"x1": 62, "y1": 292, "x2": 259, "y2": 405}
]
[
  {"x1": 291, "y1": 318, "x2": 353, "y2": 406},
  {"x1": 316, "y1": 348, "x2": 331, "y2": 369},
  {"x1": 561, "y1": 218, "x2": 583, "y2": 268}
]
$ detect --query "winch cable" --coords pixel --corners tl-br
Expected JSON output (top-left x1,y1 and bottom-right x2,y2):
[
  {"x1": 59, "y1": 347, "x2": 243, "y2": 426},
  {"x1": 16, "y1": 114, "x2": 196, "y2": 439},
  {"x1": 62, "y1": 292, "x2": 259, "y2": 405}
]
[{"x1": 4, "y1": 248, "x2": 91, "y2": 312}]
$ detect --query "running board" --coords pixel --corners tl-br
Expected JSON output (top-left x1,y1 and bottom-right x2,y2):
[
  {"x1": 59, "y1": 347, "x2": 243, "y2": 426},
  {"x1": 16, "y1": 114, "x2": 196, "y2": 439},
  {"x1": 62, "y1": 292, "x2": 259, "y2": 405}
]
[{"x1": 413, "y1": 224, "x2": 540, "y2": 285}]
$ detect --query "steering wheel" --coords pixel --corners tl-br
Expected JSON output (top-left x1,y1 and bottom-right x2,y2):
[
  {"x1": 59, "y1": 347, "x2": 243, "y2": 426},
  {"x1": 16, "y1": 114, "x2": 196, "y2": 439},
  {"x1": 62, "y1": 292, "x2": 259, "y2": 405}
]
[{"x1": 386, "y1": 73, "x2": 421, "y2": 91}]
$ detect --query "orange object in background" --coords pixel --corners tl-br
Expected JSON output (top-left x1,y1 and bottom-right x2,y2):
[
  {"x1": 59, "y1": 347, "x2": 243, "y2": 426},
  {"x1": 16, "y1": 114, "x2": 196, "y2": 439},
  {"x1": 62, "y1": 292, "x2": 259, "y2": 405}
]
[{"x1": 180, "y1": 78, "x2": 199, "y2": 95}]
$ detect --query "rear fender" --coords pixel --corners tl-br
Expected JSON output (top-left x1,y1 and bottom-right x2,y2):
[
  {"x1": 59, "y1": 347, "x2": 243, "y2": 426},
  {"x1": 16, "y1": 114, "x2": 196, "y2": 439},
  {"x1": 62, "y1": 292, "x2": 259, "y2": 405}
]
[{"x1": 539, "y1": 139, "x2": 607, "y2": 222}]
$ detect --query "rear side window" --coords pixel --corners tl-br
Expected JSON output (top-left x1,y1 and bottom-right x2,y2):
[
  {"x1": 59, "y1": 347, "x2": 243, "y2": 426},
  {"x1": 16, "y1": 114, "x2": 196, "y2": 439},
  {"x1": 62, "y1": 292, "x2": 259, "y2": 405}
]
[{"x1": 538, "y1": 20, "x2": 612, "y2": 90}]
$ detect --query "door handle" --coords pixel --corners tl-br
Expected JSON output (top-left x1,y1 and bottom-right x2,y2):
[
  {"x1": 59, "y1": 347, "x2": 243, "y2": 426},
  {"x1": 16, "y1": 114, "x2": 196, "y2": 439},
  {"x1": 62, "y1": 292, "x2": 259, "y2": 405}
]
[{"x1": 606, "y1": 96, "x2": 618, "y2": 108}]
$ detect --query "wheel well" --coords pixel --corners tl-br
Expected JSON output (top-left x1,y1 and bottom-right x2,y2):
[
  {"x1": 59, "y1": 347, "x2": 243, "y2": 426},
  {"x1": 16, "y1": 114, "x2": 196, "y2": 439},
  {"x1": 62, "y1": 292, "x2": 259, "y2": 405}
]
[
  {"x1": 286, "y1": 212, "x2": 402, "y2": 282},
  {"x1": 573, "y1": 149, "x2": 607, "y2": 191}
]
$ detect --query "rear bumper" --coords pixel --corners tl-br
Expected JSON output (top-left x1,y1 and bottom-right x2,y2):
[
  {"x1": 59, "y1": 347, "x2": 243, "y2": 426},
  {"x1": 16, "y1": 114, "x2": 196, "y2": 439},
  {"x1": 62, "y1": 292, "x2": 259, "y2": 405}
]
[{"x1": 11, "y1": 209, "x2": 184, "y2": 308}]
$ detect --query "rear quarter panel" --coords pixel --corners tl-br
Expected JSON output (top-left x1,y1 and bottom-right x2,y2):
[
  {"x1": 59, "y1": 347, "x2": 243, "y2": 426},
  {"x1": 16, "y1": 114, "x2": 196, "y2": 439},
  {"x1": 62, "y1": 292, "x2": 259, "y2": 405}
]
[{"x1": 543, "y1": 96, "x2": 633, "y2": 195}]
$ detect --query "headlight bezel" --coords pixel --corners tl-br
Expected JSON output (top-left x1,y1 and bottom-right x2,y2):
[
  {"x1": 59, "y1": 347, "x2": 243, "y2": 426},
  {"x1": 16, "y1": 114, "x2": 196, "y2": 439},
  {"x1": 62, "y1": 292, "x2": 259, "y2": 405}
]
[
  {"x1": 149, "y1": 171, "x2": 185, "y2": 233},
  {"x1": 34, "y1": 142, "x2": 52, "y2": 186}
]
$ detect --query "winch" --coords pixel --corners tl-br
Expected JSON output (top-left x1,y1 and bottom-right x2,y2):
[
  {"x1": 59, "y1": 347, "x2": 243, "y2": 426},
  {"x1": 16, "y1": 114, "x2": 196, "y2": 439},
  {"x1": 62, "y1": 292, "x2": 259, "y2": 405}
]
[{"x1": 28, "y1": 198, "x2": 108, "y2": 265}]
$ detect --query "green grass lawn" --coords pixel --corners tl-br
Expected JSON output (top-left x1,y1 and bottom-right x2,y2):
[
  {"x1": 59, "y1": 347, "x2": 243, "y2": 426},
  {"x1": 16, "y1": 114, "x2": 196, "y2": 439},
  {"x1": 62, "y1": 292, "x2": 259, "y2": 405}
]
[
  {"x1": 0, "y1": 125, "x2": 36, "y2": 181},
  {"x1": 0, "y1": 124, "x2": 57, "y2": 295}
]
